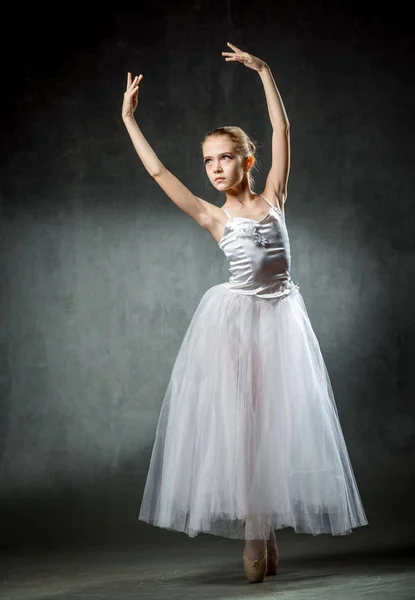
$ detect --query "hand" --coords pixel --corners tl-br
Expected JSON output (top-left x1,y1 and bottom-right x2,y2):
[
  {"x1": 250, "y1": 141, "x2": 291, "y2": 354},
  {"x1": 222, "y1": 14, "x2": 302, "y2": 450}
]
[
  {"x1": 221, "y1": 42, "x2": 267, "y2": 72},
  {"x1": 122, "y1": 72, "x2": 143, "y2": 121}
]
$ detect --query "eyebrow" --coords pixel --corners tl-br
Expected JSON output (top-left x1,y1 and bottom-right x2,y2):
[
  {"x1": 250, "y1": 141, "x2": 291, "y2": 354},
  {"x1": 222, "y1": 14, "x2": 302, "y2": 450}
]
[{"x1": 203, "y1": 152, "x2": 233, "y2": 159}]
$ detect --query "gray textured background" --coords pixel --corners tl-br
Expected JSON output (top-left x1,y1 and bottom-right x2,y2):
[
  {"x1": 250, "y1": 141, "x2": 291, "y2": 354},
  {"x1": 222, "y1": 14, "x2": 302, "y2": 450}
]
[{"x1": 1, "y1": 0, "x2": 414, "y2": 551}]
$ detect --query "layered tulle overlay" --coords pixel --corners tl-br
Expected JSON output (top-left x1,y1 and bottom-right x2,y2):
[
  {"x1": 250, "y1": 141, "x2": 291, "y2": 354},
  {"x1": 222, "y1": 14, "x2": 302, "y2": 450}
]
[{"x1": 138, "y1": 283, "x2": 368, "y2": 540}]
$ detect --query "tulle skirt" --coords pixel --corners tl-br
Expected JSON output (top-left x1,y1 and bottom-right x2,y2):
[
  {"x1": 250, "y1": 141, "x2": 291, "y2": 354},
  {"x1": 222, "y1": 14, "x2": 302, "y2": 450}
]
[{"x1": 138, "y1": 283, "x2": 368, "y2": 540}]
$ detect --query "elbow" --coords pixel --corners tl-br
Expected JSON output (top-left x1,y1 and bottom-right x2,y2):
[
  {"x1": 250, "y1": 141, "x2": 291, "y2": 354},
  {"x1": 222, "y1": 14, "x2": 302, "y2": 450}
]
[
  {"x1": 151, "y1": 164, "x2": 165, "y2": 179},
  {"x1": 273, "y1": 121, "x2": 290, "y2": 134}
]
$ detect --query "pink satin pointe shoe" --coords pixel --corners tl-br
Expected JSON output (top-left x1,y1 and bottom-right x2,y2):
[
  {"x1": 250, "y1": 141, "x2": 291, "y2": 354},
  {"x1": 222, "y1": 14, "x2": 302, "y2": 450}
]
[
  {"x1": 265, "y1": 545, "x2": 279, "y2": 576},
  {"x1": 242, "y1": 546, "x2": 268, "y2": 583}
]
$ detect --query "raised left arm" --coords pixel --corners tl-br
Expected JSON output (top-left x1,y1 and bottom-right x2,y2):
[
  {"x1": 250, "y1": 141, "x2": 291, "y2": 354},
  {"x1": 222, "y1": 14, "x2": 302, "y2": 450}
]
[
  {"x1": 258, "y1": 65, "x2": 290, "y2": 206},
  {"x1": 222, "y1": 43, "x2": 290, "y2": 207}
]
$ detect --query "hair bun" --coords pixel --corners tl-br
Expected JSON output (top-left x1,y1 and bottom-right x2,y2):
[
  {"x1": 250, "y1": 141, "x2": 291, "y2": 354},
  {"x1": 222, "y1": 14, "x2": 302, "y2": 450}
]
[{"x1": 247, "y1": 138, "x2": 256, "y2": 155}]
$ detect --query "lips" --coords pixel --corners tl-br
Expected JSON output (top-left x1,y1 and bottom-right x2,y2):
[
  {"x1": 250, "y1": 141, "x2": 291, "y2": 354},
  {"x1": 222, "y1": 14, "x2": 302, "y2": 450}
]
[{"x1": 215, "y1": 178, "x2": 225, "y2": 182}]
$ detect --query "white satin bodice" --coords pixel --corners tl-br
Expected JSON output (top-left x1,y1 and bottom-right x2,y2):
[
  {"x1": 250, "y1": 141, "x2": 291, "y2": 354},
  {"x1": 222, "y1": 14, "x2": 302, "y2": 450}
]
[{"x1": 218, "y1": 194, "x2": 298, "y2": 300}]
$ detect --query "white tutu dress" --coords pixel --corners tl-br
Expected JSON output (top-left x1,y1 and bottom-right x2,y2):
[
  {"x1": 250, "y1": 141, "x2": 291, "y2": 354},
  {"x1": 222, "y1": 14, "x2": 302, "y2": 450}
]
[{"x1": 138, "y1": 194, "x2": 368, "y2": 540}]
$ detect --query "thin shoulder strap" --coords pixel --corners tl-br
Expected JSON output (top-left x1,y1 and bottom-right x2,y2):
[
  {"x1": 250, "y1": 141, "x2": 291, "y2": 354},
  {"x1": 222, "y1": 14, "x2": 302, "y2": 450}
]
[
  {"x1": 259, "y1": 194, "x2": 274, "y2": 208},
  {"x1": 221, "y1": 207, "x2": 232, "y2": 218}
]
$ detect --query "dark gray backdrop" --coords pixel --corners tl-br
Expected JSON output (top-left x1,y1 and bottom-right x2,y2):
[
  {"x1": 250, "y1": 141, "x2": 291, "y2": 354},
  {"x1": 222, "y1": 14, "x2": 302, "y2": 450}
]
[{"x1": 1, "y1": 0, "x2": 414, "y2": 551}]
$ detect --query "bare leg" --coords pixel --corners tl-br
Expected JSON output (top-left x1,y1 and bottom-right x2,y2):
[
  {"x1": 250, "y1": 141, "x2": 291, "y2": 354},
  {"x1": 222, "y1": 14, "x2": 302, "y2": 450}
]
[
  {"x1": 265, "y1": 527, "x2": 279, "y2": 576},
  {"x1": 243, "y1": 518, "x2": 267, "y2": 560},
  {"x1": 267, "y1": 528, "x2": 278, "y2": 553},
  {"x1": 244, "y1": 346, "x2": 269, "y2": 562}
]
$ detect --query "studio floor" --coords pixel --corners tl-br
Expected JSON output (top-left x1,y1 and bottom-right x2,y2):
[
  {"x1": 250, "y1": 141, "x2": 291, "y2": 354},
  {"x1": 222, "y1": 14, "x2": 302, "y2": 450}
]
[{"x1": 2, "y1": 513, "x2": 415, "y2": 600}]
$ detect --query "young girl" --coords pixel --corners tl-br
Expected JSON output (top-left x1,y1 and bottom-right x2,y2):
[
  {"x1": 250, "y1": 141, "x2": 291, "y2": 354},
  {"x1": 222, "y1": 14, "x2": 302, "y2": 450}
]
[{"x1": 122, "y1": 42, "x2": 368, "y2": 584}]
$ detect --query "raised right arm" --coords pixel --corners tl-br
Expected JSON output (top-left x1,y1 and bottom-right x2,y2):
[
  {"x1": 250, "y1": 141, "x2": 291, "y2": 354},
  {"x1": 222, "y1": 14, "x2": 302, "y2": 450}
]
[{"x1": 122, "y1": 73, "x2": 218, "y2": 232}]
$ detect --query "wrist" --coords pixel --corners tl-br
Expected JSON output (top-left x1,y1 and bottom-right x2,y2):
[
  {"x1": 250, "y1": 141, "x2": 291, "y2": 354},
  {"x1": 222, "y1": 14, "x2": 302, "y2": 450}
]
[
  {"x1": 123, "y1": 114, "x2": 136, "y2": 125},
  {"x1": 258, "y1": 63, "x2": 270, "y2": 75}
]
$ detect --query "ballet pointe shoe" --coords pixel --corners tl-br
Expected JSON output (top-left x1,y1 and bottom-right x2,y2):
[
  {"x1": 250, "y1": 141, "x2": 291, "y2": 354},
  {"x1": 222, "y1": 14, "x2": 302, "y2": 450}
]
[
  {"x1": 242, "y1": 546, "x2": 267, "y2": 583},
  {"x1": 265, "y1": 545, "x2": 279, "y2": 576}
]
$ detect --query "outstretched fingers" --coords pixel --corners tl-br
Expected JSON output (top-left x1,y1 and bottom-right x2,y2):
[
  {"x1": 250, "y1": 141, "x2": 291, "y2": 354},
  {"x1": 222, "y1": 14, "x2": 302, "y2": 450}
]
[
  {"x1": 227, "y1": 41, "x2": 243, "y2": 53},
  {"x1": 222, "y1": 54, "x2": 241, "y2": 61},
  {"x1": 126, "y1": 73, "x2": 143, "y2": 92},
  {"x1": 222, "y1": 41, "x2": 249, "y2": 63}
]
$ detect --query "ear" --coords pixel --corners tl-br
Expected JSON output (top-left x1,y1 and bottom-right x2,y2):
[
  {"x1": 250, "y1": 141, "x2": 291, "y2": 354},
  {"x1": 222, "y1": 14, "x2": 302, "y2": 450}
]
[{"x1": 245, "y1": 155, "x2": 255, "y2": 171}]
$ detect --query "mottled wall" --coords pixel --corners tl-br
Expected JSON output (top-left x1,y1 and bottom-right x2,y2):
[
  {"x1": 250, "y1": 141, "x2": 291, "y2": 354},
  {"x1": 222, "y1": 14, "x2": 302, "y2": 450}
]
[{"x1": 1, "y1": 0, "x2": 414, "y2": 550}]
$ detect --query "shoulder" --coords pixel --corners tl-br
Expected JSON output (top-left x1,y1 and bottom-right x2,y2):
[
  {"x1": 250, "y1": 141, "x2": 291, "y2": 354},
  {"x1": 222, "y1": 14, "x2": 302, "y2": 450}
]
[
  {"x1": 261, "y1": 184, "x2": 286, "y2": 213},
  {"x1": 194, "y1": 197, "x2": 229, "y2": 244},
  {"x1": 195, "y1": 197, "x2": 227, "y2": 230}
]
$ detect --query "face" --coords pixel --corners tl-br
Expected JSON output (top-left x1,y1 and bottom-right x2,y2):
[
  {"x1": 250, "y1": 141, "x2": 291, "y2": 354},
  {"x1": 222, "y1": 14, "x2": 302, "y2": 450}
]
[{"x1": 203, "y1": 137, "x2": 247, "y2": 191}]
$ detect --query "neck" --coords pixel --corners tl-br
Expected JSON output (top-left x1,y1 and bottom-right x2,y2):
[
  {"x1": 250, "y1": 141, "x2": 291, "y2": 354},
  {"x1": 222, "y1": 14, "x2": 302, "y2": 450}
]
[
  {"x1": 225, "y1": 192, "x2": 261, "y2": 208},
  {"x1": 224, "y1": 181, "x2": 260, "y2": 207}
]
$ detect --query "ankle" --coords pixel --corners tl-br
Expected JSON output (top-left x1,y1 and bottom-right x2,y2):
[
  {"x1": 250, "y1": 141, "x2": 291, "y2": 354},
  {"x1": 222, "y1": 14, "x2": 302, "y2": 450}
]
[
  {"x1": 267, "y1": 529, "x2": 278, "y2": 552},
  {"x1": 245, "y1": 539, "x2": 266, "y2": 561}
]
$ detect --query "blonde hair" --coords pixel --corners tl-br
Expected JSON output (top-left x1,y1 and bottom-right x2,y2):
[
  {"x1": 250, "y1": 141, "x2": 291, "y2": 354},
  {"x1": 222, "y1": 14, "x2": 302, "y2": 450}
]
[{"x1": 201, "y1": 126, "x2": 258, "y2": 187}]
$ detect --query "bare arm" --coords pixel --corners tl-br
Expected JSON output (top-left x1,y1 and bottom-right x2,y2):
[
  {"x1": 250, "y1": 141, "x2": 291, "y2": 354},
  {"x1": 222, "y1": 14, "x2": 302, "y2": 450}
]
[
  {"x1": 122, "y1": 73, "x2": 214, "y2": 229},
  {"x1": 259, "y1": 66, "x2": 290, "y2": 204},
  {"x1": 259, "y1": 65, "x2": 290, "y2": 204},
  {"x1": 223, "y1": 43, "x2": 290, "y2": 206}
]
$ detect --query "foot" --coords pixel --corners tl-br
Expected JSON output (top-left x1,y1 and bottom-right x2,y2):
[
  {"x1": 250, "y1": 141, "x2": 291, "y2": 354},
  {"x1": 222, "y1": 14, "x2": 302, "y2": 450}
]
[
  {"x1": 243, "y1": 543, "x2": 267, "y2": 583},
  {"x1": 245, "y1": 539, "x2": 266, "y2": 561}
]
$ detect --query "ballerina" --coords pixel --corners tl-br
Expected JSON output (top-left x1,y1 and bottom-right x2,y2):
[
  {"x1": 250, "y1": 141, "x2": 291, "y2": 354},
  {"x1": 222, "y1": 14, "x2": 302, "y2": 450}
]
[{"x1": 122, "y1": 42, "x2": 368, "y2": 584}]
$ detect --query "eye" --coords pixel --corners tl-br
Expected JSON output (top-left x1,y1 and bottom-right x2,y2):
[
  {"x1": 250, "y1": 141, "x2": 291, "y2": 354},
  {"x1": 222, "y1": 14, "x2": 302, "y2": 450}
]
[{"x1": 204, "y1": 155, "x2": 231, "y2": 165}]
